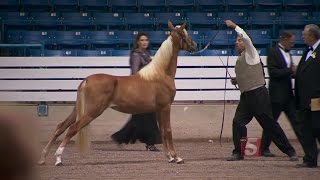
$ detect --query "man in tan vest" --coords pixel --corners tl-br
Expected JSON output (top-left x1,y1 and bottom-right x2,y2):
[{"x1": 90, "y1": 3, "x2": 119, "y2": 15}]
[{"x1": 225, "y1": 20, "x2": 298, "y2": 161}]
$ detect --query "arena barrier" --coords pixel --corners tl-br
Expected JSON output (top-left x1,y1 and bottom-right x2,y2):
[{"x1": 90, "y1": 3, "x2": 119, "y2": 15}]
[{"x1": 0, "y1": 56, "x2": 301, "y2": 102}]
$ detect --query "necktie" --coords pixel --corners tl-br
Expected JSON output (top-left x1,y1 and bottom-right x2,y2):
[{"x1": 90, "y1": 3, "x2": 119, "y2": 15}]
[{"x1": 279, "y1": 45, "x2": 290, "y2": 52}]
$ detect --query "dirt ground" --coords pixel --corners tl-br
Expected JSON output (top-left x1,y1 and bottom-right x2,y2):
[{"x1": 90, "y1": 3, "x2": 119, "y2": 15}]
[{"x1": 38, "y1": 140, "x2": 319, "y2": 180}]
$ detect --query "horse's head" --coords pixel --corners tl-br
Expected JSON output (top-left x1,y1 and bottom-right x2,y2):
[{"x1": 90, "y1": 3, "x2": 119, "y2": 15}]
[{"x1": 168, "y1": 20, "x2": 197, "y2": 53}]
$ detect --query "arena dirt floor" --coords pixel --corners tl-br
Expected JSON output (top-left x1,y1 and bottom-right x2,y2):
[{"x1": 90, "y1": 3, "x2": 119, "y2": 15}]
[
  {"x1": 1, "y1": 104, "x2": 319, "y2": 179},
  {"x1": 38, "y1": 140, "x2": 319, "y2": 180}
]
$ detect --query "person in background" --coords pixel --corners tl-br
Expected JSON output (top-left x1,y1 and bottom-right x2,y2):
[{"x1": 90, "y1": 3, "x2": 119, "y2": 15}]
[
  {"x1": 111, "y1": 32, "x2": 161, "y2": 151},
  {"x1": 225, "y1": 19, "x2": 298, "y2": 162},
  {"x1": 261, "y1": 31, "x2": 303, "y2": 157},
  {"x1": 295, "y1": 24, "x2": 320, "y2": 168}
]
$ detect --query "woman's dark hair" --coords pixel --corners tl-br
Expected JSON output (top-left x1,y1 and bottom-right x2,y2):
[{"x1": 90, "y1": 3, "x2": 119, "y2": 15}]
[{"x1": 132, "y1": 32, "x2": 150, "y2": 51}]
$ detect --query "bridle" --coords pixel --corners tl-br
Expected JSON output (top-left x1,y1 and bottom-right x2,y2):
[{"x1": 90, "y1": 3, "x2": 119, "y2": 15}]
[{"x1": 170, "y1": 28, "x2": 190, "y2": 50}]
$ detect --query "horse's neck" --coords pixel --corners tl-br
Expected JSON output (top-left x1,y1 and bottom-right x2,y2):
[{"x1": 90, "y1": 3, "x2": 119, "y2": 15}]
[{"x1": 166, "y1": 48, "x2": 179, "y2": 79}]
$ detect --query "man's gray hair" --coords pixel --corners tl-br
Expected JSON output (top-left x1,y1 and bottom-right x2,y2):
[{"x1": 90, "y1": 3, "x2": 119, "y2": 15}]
[{"x1": 305, "y1": 24, "x2": 320, "y2": 39}]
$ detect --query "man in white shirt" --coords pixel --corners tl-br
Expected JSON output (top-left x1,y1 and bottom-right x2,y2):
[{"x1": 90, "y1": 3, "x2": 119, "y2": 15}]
[{"x1": 225, "y1": 20, "x2": 298, "y2": 161}]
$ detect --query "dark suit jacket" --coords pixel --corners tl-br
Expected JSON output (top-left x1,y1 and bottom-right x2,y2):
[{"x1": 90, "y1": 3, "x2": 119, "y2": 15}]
[
  {"x1": 267, "y1": 45, "x2": 294, "y2": 104},
  {"x1": 295, "y1": 44, "x2": 320, "y2": 111}
]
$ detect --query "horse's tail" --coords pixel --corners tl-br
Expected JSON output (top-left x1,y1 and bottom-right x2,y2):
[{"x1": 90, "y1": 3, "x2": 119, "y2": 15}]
[{"x1": 76, "y1": 80, "x2": 91, "y2": 154}]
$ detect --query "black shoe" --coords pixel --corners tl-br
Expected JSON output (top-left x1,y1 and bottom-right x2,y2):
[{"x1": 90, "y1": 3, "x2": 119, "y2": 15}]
[
  {"x1": 146, "y1": 145, "x2": 160, "y2": 152},
  {"x1": 227, "y1": 153, "x2": 244, "y2": 161},
  {"x1": 261, "y1": 150, "x2": 275, "y2": 157},
  {"x1": 288, "y1": 153, "x2": 299, "y2": 161},
  {"x1": 295, "y1": 162, "x2": 317, "y2": 168}
]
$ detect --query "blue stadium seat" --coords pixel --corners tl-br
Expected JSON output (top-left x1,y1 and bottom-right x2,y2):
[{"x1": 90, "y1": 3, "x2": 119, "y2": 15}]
[
  {"x1": 246, "y1": 29, "x2": 272, "y2": 46},
  {"x1": 138, "y1": 0, "x2": 166, "y2": 12},
  {"x1": 111, "y1": 50, "x2": 131, "y2": 56},
  {"x1": 51, "y1": 0, "x2": 79, "y2": 12},
  {"x1": 19, "y1": 31, "x2": 52, "y2": 44},
  {"x1": 108, "y1": 0, "x2": 137, "y2": 12},
  {"x1": 92, "y1": 12, "x2": 124, "y2": 30},
  {"x1": 186, "y1": 12, "x2": 216, "y2": 30},
  {"x1": 196, "y1": 0, "x2": 225, "y2": 12},
  {"x1": 6, "y1": 31, "x2": 23, "y2": 43},
  {"x1": 202, "y1": 30, "x2": 236, "y2": 48},
  {"x1": 311, "y1": 12, "x2": 320, "y2": 24},
  {"x1": 0, "y1": 0, "x2": 20, "y2": 11},
  {"x1": 52, "y1": 31, "x2": 87, "y2": 48},
  {"x1": 225, "y1": 0, "x2": 253, "y2": 11},
  {"x1": 77, "y1": 49, "x2": 112, "y2": 56},
  {"x1": 30, "y1": 12, "x2": 62, "y2": 30},
  {"x1": 79, "y1": 0, "x2": 108, "y2": 12},
  {"x1": 144, "y1": 30, "x2": 169, "y2": 49},
  {"x1": 29, "y1": 49, "x2": 43, "y2": 56},
  {"x1": 254, "y1": 0, "x2": 283, "y2": 11},
  {"x1": 249, "y1": 12, "x2": 279, "y2": 27},
  {"x1": 187, "y1": 30, "x2": 203, "y2": 48},
  {"x1": 20, "y1": 0, "x2": 52, "y2": 12},
  {"x1": 154, "y1": 13, "x2": 186, "y2": 30},
  {"x1": 257, "y1": 48, "x2": 267, "y2": 56},
  {"x1": 200, "y1": 49, "x2": 232, "y2": 56},
  {"x1": 290, "y1": 48, "x2": 305, "y2": 56},
  {"x1": 0, "y1": 12, "x2": 31, "y2": 29},
  {"x1": 281, "y1": 12, "x2": 310, "y2": 29},
  {"x1": 44, "y1": 49, "x2": 77, "y2": 56},
  {"x1": 86, "y1": 31, "x2": 118, "y2": 49},
  {"x1": 123, "y1": 13, "x2": 155, "y2": 31},
  {"x1": 166, "y1": 0, "x2": 195, "y2": 12},
  {"x1": 115, "y1": 30, "x2": 136, "y2": 49},
  {"x1": 283, "y1": 0, "x2": 314, "y2": 11},
  {"x1": 217, "y1": 12, "x2": 248, "y2": 27},
  {"x1": 61, "y1": 12, "x2": 93, "y2": 30}
]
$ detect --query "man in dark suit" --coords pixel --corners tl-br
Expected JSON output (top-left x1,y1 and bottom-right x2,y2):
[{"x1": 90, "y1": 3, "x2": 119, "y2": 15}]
[
  {"x1": 261, "y1": 32, "x2": 303, "y2": 157},
  {"x1": 295, "y1": 24, "x2": 320, "y2": 168}
]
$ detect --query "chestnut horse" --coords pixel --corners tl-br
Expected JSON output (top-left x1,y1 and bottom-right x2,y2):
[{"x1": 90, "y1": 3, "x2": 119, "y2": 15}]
[{"x1": 38, "y1": 21, "x2": 197, "y2": 166}]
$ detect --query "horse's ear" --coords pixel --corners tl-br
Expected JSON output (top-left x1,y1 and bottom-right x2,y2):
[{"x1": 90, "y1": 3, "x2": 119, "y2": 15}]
[
  {"x1": 180, "y1": 22, "x2": 187, "y2": 30},
  {"x1": 168, "y1": 20, "x2": 175, "y2": 30}
]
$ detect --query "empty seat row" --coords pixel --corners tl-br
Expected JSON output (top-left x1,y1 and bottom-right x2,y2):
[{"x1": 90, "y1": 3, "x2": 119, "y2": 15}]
[
  {"x1": 0, "y1": 0, "x2": 318, "y2": 12},
  {"x1": 1, "y1": 11, "x2": 319, "y2": 31},
  {"x1": 6, "y1": 29, "x2": 278, "y2": 50}
]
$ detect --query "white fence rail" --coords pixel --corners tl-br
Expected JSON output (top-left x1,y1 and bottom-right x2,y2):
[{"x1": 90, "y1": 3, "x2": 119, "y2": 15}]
[{"x1": 0, "y1": 56, "x2": 301, "y2": 102}]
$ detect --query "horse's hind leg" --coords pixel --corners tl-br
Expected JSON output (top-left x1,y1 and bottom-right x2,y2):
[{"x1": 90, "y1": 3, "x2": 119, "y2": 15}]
[
  {"x1": 54, "y1": 114, "x2": 94, "y2": 166},
  {"x1": 38, "y1": 108, "x2": 76, "y2": 165}
]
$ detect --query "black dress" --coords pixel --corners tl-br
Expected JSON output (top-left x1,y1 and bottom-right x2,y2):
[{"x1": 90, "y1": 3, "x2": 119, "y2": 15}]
[{"x1": 111, "y1": 49, "x2": 162, "y2": 146}]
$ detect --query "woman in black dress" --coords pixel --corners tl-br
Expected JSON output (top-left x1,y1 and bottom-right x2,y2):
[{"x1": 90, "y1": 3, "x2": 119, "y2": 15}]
[{"x1": 111, "y1": 32, "x2": 161, "y2": 151}]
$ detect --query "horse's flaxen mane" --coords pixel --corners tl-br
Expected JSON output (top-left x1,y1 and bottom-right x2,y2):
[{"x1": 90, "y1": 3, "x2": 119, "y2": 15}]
[{"x1": 138, "y1": 36, "x2": 173, "y2": 80}]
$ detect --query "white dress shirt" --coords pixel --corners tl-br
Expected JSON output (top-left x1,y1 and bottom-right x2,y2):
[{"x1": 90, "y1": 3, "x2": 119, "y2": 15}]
[
  {"x1": 235, "y1": 26, "x2": 260, "y2": 65},
  {"x1": 306, "y1": 39, "x2": 320, "y2": 61}
]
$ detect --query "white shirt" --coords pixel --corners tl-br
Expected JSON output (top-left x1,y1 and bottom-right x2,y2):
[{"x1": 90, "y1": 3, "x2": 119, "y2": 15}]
[
  {"x1": 235, "y1": 26, "x2": 260, "y2": 65},
  {"x1": 306, "y1": 39, "x2": 320, "y2": 61},
  {"x1": 278, "y1": 43, "x2": 291, "y2": 68}
]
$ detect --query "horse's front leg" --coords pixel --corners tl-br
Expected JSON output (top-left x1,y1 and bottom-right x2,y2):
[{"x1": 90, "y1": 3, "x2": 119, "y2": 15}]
[{"x1": 158, "y1": 105, "x2": 183, "y2": 164}]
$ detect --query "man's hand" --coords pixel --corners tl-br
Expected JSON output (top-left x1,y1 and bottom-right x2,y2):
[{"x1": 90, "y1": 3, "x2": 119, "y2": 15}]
[
  {"x1": 231, "y1": 77, "x2": 237, "y2": 85},
  {"x1": 291, "y1": 64, "x2": 297, "y2": 76},
  {"x1": 225, "y1": 20, "x2": 237, "y2": 29}
]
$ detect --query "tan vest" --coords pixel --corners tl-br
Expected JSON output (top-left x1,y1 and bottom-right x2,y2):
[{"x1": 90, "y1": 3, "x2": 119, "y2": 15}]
[{"x1": 235, "y1": 53, "x2": 265, "y2": 93}]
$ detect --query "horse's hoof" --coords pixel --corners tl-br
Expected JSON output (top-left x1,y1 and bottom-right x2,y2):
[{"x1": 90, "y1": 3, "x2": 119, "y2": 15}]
[
  {"x1": 55, "y1": 161, "x2": 63, "y2": 166},
  {"x1": 176, "y1": 157, "x2": 184, "y2": 164},
  {"x1": 168, "y1": 157, "x2": 175, "y2": 163},
  {"x1": 37, "y1": 160, "x2": 45, "y2": 165}
]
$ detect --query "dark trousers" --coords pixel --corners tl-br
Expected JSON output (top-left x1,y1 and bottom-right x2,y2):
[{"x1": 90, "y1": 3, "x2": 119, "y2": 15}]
[
  {"x1": 297, "y1": 110, "x2": 320, "y2": 166},
  {"x1": 261, "y1": 100, "x2": 303, "y2": 152},
  {"x1": 232, "y1": 86, "x2": 296, "y2": 156}
]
